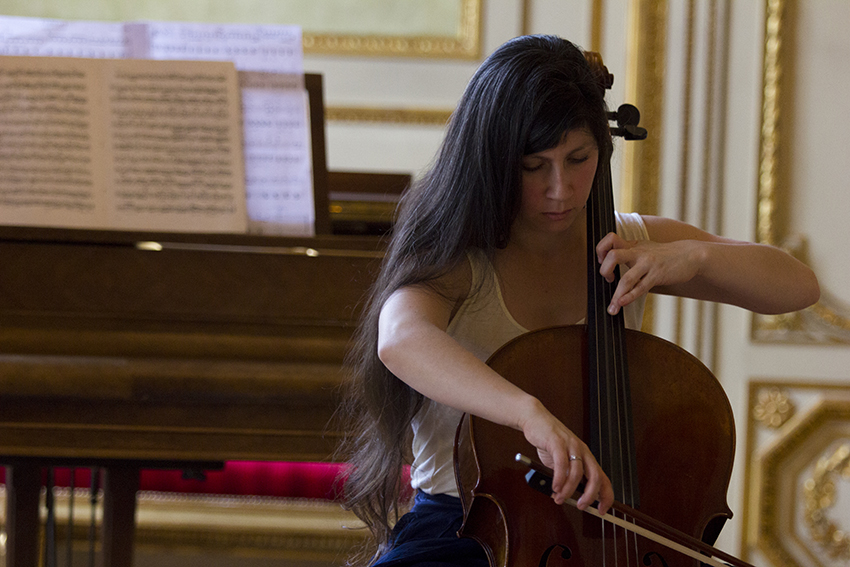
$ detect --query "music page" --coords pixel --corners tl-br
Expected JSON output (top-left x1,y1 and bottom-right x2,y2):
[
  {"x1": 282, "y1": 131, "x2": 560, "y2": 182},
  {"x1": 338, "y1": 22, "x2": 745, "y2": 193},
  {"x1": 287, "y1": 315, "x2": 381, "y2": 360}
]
[
  {"x1": 0, "y1": 56, "x2": 108, "y2": 228},
  {"x1": 0, "y1": 15, "x2": 125, "y2": 59},
  {"x1": 0, "y1": 56, "x2": 247, "y2": 233},
  {"x1": 125, "y1": 21, "x2": 315, "y2": 236},
  {"x1": 102, "y1": 58, "x2": 246, "y2": 232},
  {"x1": 239, "y1": 71, "x2": 314, "y2": 236}
]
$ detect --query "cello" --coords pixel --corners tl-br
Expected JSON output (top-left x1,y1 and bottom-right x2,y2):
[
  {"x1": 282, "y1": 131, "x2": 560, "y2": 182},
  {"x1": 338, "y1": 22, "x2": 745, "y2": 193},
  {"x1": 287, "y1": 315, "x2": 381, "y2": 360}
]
[{"x1": 453, "y1": 53, "x2": 754, "y2": 567}]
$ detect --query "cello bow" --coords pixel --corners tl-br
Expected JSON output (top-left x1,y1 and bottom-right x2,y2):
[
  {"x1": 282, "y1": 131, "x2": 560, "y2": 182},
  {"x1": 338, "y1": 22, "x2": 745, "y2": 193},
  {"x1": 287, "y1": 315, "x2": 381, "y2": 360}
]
[{"x1": 517, "y1": 454, "x2": 756, "y2": 567}]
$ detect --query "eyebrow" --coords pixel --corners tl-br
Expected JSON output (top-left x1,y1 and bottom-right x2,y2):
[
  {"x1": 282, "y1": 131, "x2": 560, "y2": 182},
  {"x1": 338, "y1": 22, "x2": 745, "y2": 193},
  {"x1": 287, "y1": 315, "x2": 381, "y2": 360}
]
[{"x1": 524, "y1": 141, "x2": 596, "y2": 159}]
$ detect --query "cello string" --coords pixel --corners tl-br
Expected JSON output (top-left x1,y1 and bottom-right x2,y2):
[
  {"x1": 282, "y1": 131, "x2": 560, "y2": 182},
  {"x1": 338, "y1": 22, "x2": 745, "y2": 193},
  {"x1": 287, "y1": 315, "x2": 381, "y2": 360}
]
[
  {"x1": 590, "y1": 159, "x2": 625, "y2": 567},
  {"x1": 586, "y1": 169, "x2": 608, "y2": 567},
  {"x1": 605, "y1": 163, "x2": 632, "y2": 567},
  {"x1": 596, "y1": 167, "x2": 622, "y2": 567},
  {"x1": 599, "y1": 147, "x2": 641, "y2": 567}
]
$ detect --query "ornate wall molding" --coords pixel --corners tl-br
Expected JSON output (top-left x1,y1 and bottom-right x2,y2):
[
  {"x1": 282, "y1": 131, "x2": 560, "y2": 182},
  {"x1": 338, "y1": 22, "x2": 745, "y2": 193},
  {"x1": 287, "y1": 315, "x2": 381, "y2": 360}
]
[
  {"x1": 326, "y1": 106, "x2": 452, "y2": 126},
  {"x1": 753, "y1": 0, "x2": 849, "y2": 344},
  {"x1": 621, "y1": 0, "x2": 665, "y2": 219},
  {"x1": 620, "y1": 0, "x2": 667, "y2": 335},
  {"x1": 303, "y1": 0, "x2": 481, "y2": 59},
  {"x1": 742, "y1": 380, "x2": 850, "y2": 566}
]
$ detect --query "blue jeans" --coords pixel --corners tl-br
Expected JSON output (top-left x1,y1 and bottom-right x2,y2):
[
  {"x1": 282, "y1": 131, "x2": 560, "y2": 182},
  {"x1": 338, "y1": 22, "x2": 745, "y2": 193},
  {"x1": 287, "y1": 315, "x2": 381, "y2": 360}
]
[{"x1": 373, "y1": 491, "x2": 489, "y2": 566}]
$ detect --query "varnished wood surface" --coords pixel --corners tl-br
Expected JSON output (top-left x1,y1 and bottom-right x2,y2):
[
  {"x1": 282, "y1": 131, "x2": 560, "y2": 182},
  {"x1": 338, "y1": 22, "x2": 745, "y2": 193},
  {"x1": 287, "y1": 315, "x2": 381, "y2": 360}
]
[{"x1": 0, "y1": 227, "x2": 385, "y2": 463}]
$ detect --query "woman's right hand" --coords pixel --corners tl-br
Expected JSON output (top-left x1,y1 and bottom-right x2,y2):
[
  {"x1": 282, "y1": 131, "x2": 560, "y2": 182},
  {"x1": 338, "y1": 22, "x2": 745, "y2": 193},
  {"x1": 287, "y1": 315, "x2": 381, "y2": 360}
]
[
  {"x1": 379, "y1": 284, "x2": 614, "y2": 515},
  {"x1": 517, "y1": 397, "x2": 614, "y2": 515}
]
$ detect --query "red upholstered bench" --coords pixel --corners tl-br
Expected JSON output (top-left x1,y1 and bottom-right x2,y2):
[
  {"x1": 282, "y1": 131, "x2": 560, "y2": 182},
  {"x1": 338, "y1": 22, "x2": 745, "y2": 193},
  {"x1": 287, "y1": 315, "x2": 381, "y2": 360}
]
[
  {"x1": 1, "y1": 462, "x2": 347, "y2": 500},
  {"x1": 138, "y1": 461, "x2": 346, "y2": 499}
]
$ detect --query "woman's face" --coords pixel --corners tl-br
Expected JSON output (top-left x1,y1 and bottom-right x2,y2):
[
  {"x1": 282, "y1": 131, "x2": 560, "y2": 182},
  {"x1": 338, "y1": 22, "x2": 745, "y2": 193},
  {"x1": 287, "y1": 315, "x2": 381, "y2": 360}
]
[{"x1": 515, "y1": 128, "x2": 599, "y2": 237}]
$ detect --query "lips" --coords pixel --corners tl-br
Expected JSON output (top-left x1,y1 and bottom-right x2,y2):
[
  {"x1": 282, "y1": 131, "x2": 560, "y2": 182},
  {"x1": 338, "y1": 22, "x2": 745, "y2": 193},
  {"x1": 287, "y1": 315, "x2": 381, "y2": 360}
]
[{"x1": 544, "y1": 210, "x2": 571, "y2": 220}]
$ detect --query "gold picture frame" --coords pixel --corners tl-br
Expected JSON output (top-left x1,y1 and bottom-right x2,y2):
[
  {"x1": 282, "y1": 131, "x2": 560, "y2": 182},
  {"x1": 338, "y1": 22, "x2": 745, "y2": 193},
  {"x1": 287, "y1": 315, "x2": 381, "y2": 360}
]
[
  {"x1": 303, "y1": 0, "x2": 481, "y2": 59},
  {"x1": 0, "y1": 0, "x2": 481, "y2": 59}
]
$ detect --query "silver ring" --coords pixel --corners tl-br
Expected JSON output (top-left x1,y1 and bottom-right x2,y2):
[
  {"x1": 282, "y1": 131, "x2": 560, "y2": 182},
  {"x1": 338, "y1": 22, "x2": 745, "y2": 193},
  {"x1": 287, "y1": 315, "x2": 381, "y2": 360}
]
[{"x1": 569, "y1": 455, "x2": 582, "y2": 462}]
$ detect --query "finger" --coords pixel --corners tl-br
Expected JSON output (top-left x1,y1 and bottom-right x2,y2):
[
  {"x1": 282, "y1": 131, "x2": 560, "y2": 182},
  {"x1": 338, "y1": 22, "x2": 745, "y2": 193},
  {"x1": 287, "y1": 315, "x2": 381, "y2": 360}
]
[
  {"x1": 595, "y1": 479, "x2": 616, "y2": 516},
  {"x1": 561, "y1": 454, "x2": 586, "y2": 505},
  {"x1": 548, "y1": 450, "x2": 570, "y2": 504},
  {"x1": 613, "y1": 279, "x2": 654, "y2": 314},
  {"x1": 608, "y1": 265, "x2": 650, "y2": 314},
  {"x1": 576, "y1": 459, "x2": 612, "y2": 514},
  {"x1": 596, "y1": 232, "x2": 628, "y2": 264},
  {"x1": 573, "y1": 458, "x2": 597, "y2": 510},
  {"x1": 598, "y1": 248, "x2": 634, "y2": 283}
]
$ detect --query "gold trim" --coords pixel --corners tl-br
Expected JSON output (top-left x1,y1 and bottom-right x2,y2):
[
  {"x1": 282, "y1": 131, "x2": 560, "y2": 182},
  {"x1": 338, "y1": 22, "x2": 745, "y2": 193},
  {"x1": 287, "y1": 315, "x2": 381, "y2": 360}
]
[
  {"x1": 303, "y1": 0, "x2": 481, "y2": 59},
  {"x1": 753, "y1": 0, "x2": 850, "y2": 343},
  {"x1": 591, "y1": 0, "x2": 605, "y2": 54},
  {"x1": 326, "y1": 106, "x2": 453, "y2": 126},
  {"x1": 0, "y1": 488, "x2": 367, "y2": 560},
  {"x1": 622, "y1": 0, "x2": 667, "y2": 334},
  {"x1": 810, "y1": 297, "x2": 850, "y2": 334},
  {"x1": 330, "y1": 201, "x2": 397, "y2": 223},
  {"x1": 756, "y1": 398, "x2": 850, "y2": 567},
  {"x1": 758, "y1": 0, "x2": 784, "y2": 247},
  {"x1": 742, "y1": 380, "x2": 850, "y2": 562},
  {"x1": 621, "y1": 0, "x2": 665, "y2": 217},
  {"x1": 802, "y1": 443, "x2": 850, "y2": 560}
]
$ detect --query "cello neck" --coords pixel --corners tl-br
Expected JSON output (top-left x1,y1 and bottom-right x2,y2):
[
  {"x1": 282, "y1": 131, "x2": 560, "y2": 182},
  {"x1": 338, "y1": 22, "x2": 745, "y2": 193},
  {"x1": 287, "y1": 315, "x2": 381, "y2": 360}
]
[
  {"x1": 582, "y1": 51, "x2": 648, "y2": 509},
  {"x1": 584, "y1": 149, "x2": 641, "y2": 508}
]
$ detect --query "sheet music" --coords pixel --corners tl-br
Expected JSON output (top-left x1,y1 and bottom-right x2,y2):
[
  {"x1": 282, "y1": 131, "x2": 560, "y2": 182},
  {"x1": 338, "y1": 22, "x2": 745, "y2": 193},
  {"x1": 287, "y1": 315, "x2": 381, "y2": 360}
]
[
  {"x1": 125, "y1": 21, "x2": 315, "y2": 236},
  {"x1": 104, "y1": 59, "x2": 247, "y2": 233},
  {"x1": 124, "y1": 21, "x2": 303, "y2": 74},
  {"x1": 239, "y1": 72, "x2": 314, "y2": 236},
  {"x1": 0, "y1": 56, "x2": 106, "y2": 228},
  {"x1": 0, "y1": 56, "x2": 247, "y2": 233},
  {"x1": 0, "y1": 17, "x2": 313, "y2": 236},
  {"x1": 0, "y1": 16, "x2": 125, "y2": 58}
]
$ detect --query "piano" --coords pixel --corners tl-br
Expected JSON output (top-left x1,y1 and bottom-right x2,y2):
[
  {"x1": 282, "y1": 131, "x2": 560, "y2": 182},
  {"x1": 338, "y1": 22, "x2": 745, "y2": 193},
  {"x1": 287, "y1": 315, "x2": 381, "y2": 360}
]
[
  {"x1": 0, "y1": 73, "x2": 412, "y2": 566},
  {"x1": 0, "y1": 226, "x2": 388, "y2": 566}
]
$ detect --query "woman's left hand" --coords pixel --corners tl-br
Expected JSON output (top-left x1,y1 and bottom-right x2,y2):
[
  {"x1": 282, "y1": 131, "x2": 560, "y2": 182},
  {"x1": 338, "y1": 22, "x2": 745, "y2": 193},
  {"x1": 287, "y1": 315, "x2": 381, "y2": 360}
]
[
  {"x1": 596, "y1": 232, "x2": 701, "y2": 315},
  {"x1": 595, "y1": 216, "x2": 819, "y2": 316}
]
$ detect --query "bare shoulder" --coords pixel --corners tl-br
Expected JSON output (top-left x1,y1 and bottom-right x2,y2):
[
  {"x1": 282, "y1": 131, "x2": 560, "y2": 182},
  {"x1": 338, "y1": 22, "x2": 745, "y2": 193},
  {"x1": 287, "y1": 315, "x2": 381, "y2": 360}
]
[{"x1": 383, "y1": 255, "x2": 473, "y2": 326}]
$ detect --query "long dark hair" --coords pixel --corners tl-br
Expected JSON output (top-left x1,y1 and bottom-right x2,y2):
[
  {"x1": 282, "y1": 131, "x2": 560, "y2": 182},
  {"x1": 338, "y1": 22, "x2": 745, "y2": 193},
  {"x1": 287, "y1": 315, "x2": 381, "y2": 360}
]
[{"x1": 336, "y1": 34, "x2": 611, "y2": 564}]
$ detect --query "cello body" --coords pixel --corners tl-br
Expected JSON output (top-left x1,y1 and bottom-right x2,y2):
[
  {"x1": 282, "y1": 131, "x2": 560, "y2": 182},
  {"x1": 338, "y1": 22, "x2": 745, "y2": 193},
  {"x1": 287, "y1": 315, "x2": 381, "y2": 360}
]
[{"x1": 454, "y1": 325, "x2": 735, "y2": 567}]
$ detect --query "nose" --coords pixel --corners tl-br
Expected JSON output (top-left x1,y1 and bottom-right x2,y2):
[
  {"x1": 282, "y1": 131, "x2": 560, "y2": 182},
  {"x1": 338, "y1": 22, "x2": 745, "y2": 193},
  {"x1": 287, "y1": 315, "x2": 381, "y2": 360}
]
[{"x1": 545, "y1": 164, "x2": 572, "y2": 201}]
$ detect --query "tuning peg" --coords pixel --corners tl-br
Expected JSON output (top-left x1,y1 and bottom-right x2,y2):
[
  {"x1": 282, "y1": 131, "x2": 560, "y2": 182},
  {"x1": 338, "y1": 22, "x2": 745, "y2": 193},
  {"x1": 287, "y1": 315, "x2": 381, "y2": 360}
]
[{"x1": 608, "y1": 104, "x2": 648, "y2": 140}]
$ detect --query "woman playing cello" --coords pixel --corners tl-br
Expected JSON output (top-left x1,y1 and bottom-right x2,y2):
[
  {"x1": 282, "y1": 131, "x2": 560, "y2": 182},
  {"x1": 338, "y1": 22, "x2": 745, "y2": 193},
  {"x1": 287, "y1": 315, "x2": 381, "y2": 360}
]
[{"x1": 337, "y1": 34, "x2": 819, "y2": 567}]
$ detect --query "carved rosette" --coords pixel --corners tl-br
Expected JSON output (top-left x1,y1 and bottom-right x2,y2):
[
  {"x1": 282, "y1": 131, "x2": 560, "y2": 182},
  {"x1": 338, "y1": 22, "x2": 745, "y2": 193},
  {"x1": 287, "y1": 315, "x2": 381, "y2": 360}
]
[{"x1": 753, "y1": 387, "x2": 795, "y2": 429}]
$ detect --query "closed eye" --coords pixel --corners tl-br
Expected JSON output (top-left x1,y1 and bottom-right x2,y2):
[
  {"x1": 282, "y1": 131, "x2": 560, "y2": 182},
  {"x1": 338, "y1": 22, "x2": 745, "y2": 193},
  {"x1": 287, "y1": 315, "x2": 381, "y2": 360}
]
[{"x1": 521, "y1": 163, "x2": 544, "y2": 172}]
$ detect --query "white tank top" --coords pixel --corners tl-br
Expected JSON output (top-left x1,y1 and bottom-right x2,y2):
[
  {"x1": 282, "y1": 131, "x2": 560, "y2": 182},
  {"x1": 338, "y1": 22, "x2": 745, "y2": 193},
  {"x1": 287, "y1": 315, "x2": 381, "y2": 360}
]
[{"x1": 408, "y1": 212, "x2": 650, "y2": 496}]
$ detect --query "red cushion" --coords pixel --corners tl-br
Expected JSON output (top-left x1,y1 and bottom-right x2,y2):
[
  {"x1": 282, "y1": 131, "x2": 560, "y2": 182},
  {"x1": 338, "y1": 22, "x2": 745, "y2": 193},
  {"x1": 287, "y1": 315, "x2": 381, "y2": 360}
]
[
  {"x1": 2, "y1": 462, "x2": 346, "y2": 500},
  {"x1": 3, "y1": 462, "x2": 412, "y2": 501}
]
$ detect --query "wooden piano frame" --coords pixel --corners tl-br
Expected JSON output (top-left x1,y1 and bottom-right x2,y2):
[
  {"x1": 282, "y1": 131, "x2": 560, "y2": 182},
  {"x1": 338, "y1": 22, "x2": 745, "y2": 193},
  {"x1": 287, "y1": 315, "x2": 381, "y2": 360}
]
[{"x1": 0, "y1": 73, "x2": 390, "y2": 566}]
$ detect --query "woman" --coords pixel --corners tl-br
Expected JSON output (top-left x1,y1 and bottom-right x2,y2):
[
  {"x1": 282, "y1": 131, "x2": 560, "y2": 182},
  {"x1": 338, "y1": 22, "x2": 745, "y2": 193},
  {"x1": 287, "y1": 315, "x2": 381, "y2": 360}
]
[{"x1": 337, "y1": 35, "x2": 819, "y2": 566}]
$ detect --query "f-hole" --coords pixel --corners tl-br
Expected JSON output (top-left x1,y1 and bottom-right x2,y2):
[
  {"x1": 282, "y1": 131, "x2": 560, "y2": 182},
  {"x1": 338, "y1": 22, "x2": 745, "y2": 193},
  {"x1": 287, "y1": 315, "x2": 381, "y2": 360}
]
[
  {"x1": 539, "y1": 543, "x2": 572, "y2": 567},
  {"x1": 642, "y1": 551, "x2": 670, "y2": 567}
]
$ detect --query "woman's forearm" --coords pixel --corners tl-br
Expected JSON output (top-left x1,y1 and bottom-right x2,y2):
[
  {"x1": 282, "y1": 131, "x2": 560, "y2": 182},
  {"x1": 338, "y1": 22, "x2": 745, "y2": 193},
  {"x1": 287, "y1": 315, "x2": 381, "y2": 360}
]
[{"x1": 655, "y1": 239, "x2": 820, "y2": 314}]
